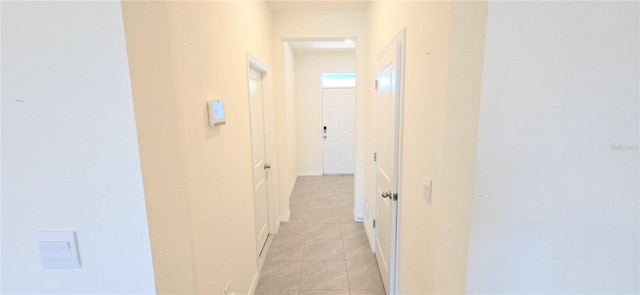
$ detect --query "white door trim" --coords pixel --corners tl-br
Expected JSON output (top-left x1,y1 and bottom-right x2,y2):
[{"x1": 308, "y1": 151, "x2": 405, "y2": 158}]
[
  {"x1": 373, "y1": 28, "x2": 406, "y2": 295},
  {"x1": 246, "y1": 52, "x2": 278, "y2": 270},
  {"x1": 248, "y1": 54, "x2": 270, "y2": 73},
  {"x1": 393, "y1": 27, "x2": 406, "y2": 295}
]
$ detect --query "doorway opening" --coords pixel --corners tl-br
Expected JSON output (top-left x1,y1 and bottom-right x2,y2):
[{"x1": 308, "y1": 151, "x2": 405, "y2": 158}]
[
  {"x1": 247, "y1": 53, "x2": 278, "y2": 270},
  {"x1": 285, "y1": 39, "x2": 357, "y2": 177}
]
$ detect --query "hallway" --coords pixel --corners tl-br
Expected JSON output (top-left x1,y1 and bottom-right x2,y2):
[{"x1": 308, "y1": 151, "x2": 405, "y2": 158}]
[{"x1": 255, "y1": 175, "x2": 384, "y2": 295}]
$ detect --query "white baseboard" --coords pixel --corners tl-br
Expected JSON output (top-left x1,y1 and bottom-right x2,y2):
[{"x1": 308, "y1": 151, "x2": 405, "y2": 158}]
[
  {"x1": 280, "y1": 209, "x2": 290, "y2": 223},
  {"x1": 353, "y1": 208, "x2": 363, "y2": 222},
  {"x1": 248, "y1": 269, "x2": 260, "y2": 295},
  {"x1": 298, "y1": 171, "x2": 322, "y2": 176}
]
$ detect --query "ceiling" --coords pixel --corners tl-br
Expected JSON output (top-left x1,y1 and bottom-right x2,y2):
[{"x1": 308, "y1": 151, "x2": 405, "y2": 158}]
[
  {"x1": 288, "y1": 40, "x2": 356, "y2": 53},
  {"x1": 267, "y1": 0, "x2": 369, "y2": 13},
  {"x1": 269, "y1": 0, "x2": 365, "y2": 53}
]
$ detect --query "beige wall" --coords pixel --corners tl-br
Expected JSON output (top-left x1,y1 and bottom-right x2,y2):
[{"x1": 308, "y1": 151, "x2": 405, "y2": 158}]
[
  {"x1": 366, "y1": 1, "x2": 487, "y2": 293},
  {"x1": 121, "y1": 2, "x2": 196, "y2": 293},
  {"x1": 272, "y1": 11, "x2": 367, "y2": 219},
  {"x1": 295, "y1": 52, "x2": 356, "y2": 176},
  {"x1": 122, "y1": 1, "x2": 273, "y2": 294},
  {"x1": 437, "y1": 2, "x2": 488, "y2": 292},
  {"x1": 279, "y1": 41, "x2": 298, "y2": 219}
]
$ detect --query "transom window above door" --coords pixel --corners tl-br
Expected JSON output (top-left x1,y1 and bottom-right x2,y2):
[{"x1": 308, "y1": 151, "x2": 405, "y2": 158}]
[{"x1": 322, "y1": 73, "x2": 356, "y2": 88}]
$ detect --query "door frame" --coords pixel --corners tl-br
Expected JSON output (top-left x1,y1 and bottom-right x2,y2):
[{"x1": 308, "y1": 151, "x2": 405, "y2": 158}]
[
  {"x1": 372, "y1": 28, "x2": 406, "y2": 295},
  {"x1": 320, "y1": 86, "x2": 356, "y2": 175},
  {"x1": 246, "y1": 53, "x2": 279, "y2": 268}
]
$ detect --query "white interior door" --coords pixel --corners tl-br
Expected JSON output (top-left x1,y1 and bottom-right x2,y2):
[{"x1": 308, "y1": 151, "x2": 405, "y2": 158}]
[
  {"x1": 375, "y1": 33, "x2": 403, "y2": 295},
  {"x1": 322, "y1": 88, "x2": 355, "y2": 174},
  {"x1": 249, "y1": 66, "x2": 270, "y2": 257}
]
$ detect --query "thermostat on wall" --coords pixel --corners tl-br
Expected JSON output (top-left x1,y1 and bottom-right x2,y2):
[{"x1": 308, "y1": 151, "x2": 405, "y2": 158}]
[{"x1": 207, "y1": 99, "x2": 226, "y2": 127}]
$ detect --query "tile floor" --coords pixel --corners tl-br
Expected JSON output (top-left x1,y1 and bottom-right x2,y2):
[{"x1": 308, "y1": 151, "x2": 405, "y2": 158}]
[{"x1": 255, "y1": 175, "x2": 385, "y2": 295}]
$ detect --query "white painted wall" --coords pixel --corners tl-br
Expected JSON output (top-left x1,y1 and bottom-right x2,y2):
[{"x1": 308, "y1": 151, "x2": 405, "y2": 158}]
[
  {"x1": 366, "y1": 1, "x2": 487, "y2": 293},
  {"x1": 1, "y1": 2, "x2": 155, "y2": 293},
  {"x1": 122, "y1": 1, "x2": 273, "y2": 294},
  {"x1": 295, "y1": 52, "x2": 356, "y2": 175},
  {"x1": 467, "y1": 2, "x2": 639, "y2": 293},
  {"x1": 273, "y1": 11, "x2": 367, "y2": 220}
]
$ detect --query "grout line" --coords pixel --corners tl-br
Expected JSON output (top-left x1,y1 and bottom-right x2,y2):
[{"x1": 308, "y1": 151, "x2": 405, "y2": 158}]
[{"x1": 345, "y1": 259, "x2": 351, "y2": 292}]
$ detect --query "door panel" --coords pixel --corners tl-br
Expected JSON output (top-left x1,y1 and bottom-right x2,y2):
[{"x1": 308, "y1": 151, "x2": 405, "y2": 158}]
[
  {"x1": 249, "y1": 67, "x2": 269, "y2": 256},
  {"x1": 322, "y1": 88, "x2": 356, "y2": 174},
  {"x1": 375, "y1": 38, "x2": 401, "y2": 295},
  {"x1": 375, "y1": 61, "x2": 394, "y2": 294}
]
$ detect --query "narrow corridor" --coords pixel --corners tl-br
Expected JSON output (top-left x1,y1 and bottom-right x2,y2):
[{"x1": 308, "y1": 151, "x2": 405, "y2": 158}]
[{"x1": 255, "y1": 175, "x2": 384, "y2": 295}]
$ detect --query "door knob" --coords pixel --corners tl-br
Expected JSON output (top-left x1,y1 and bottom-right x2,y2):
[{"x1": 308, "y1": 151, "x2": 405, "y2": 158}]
[
  {"x1": 381, "y1": 191, "x2": 391, "y2": 199},
  {"x1": 264, "y1": 163, "x2": 271, "y2": 169}
]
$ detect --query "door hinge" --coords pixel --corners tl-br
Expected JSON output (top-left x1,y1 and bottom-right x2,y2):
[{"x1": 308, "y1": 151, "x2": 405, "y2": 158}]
[
  {"x1": 374, "y1": 79, "x2": 378, "y2": 90},
  {"x1": 373, "y1": 219, "x2": 376, "y2": 228},
  {"x1": 373, "y1": 152, "x2": 377, "y2": 162},
  {"x1": 393, "y1": 193, "x2": 398, "y2": 201}
]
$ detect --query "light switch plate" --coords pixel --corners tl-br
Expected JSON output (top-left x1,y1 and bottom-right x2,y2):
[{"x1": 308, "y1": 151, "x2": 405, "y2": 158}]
[
  {"x1": 37, "y1": 230, "x2": 81, "y2": 268},
  {"x1": 423, "y1": 178, "x2": 432, "y2": 204}
]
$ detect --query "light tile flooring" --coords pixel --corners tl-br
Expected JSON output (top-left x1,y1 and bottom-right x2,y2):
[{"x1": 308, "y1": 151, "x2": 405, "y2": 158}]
[{"x1": 255, "y1": 175, "x2": 385, "y2": 295}]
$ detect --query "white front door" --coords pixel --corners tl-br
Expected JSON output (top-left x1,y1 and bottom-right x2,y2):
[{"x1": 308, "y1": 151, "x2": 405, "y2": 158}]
[
  {"x1": 375, "y1": 31, "x2": 404, "y2": 295},
  {"x1": 322, "y1": 88, "x2": 355, "y2": 174},
  {"x1": 249, "y1": 66, "x2": 270, "y2": 257}
]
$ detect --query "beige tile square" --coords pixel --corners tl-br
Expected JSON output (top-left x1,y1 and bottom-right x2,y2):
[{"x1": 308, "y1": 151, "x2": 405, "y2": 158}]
[
  {"x1": 314, "y1": 206, "x2": 339, "y2": 215},
  {"x1": 291, "y1": 204, "x2": 311, "y2": 215},
  {"x1": 289, "y1": 212, "x2": 310, "y2": 224},
  {"x1": 268, "y1": 238, "x2": 305, "y2": 261},
  {"x1": 343, "y1": 237, "x2": 375, "y2": 261},
  {"x1": 310, "y1": 200, "x2": 338, "y2": 211},
  {"x1": 256, "y1": 260, "x2": 302, "y2": 291},
  {"x1": 349, "y1": 289, "x2": 386, "y2": 295},
  {"x1": 336, "y1": 188, "x2": 354, "y2": 195},
  {"x1": 340, "y1": 212, "x2": 356, "y2": 222},
  {"x1": 304, "y1": 239, "x2": 345, "y2": 260},
  {"x1": 307, "y1": 222, "x2": 342, "y2": 240},
  {"x1": 346, "y1": 260, "x2": 384, "y2": 290},
  {"x1": 340, "y1": 222, "x2": 367, "y2": 240},
  {"x1": 299, "y1": 261, "x2": 349, "y2": 290},
  {"x1": 298, "y1": 290, "x2": 350, "y2": 295},
  {"x1": 339, "y1": 210, "x2": 356, "y2": 223},
  {"x1": 311, "y1": 201, "x2": 336, "y2": 209},
  {"x1": 337, "y1": 198, "x2": 354, "y2": 209},
  {"x1": 309, "y1": 210, "x2": 340, "y2": 224},
  {"x1": 312, "y1": 194, "x2": 337, "y2": 202},
  {"x1": 277, "y1": 221, "x2": 308, "y2": 240},
  {"x1": 290, "y1": 198, "x2": 310, "y2": 208},
  {"x1": 292, "y1": 188, "x2": 314, "y2": 196},
  {"x1": 338, "y1": 206, "x2": 353, "y2": 215},
  {"x1": 255, "y1": 290, "x2": 298, "y2": 295}
]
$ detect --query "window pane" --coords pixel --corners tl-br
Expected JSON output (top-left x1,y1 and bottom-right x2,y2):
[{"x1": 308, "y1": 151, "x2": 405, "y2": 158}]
[{"x1": 322, "y1": 73, "x2": 356, "y2": 88}]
